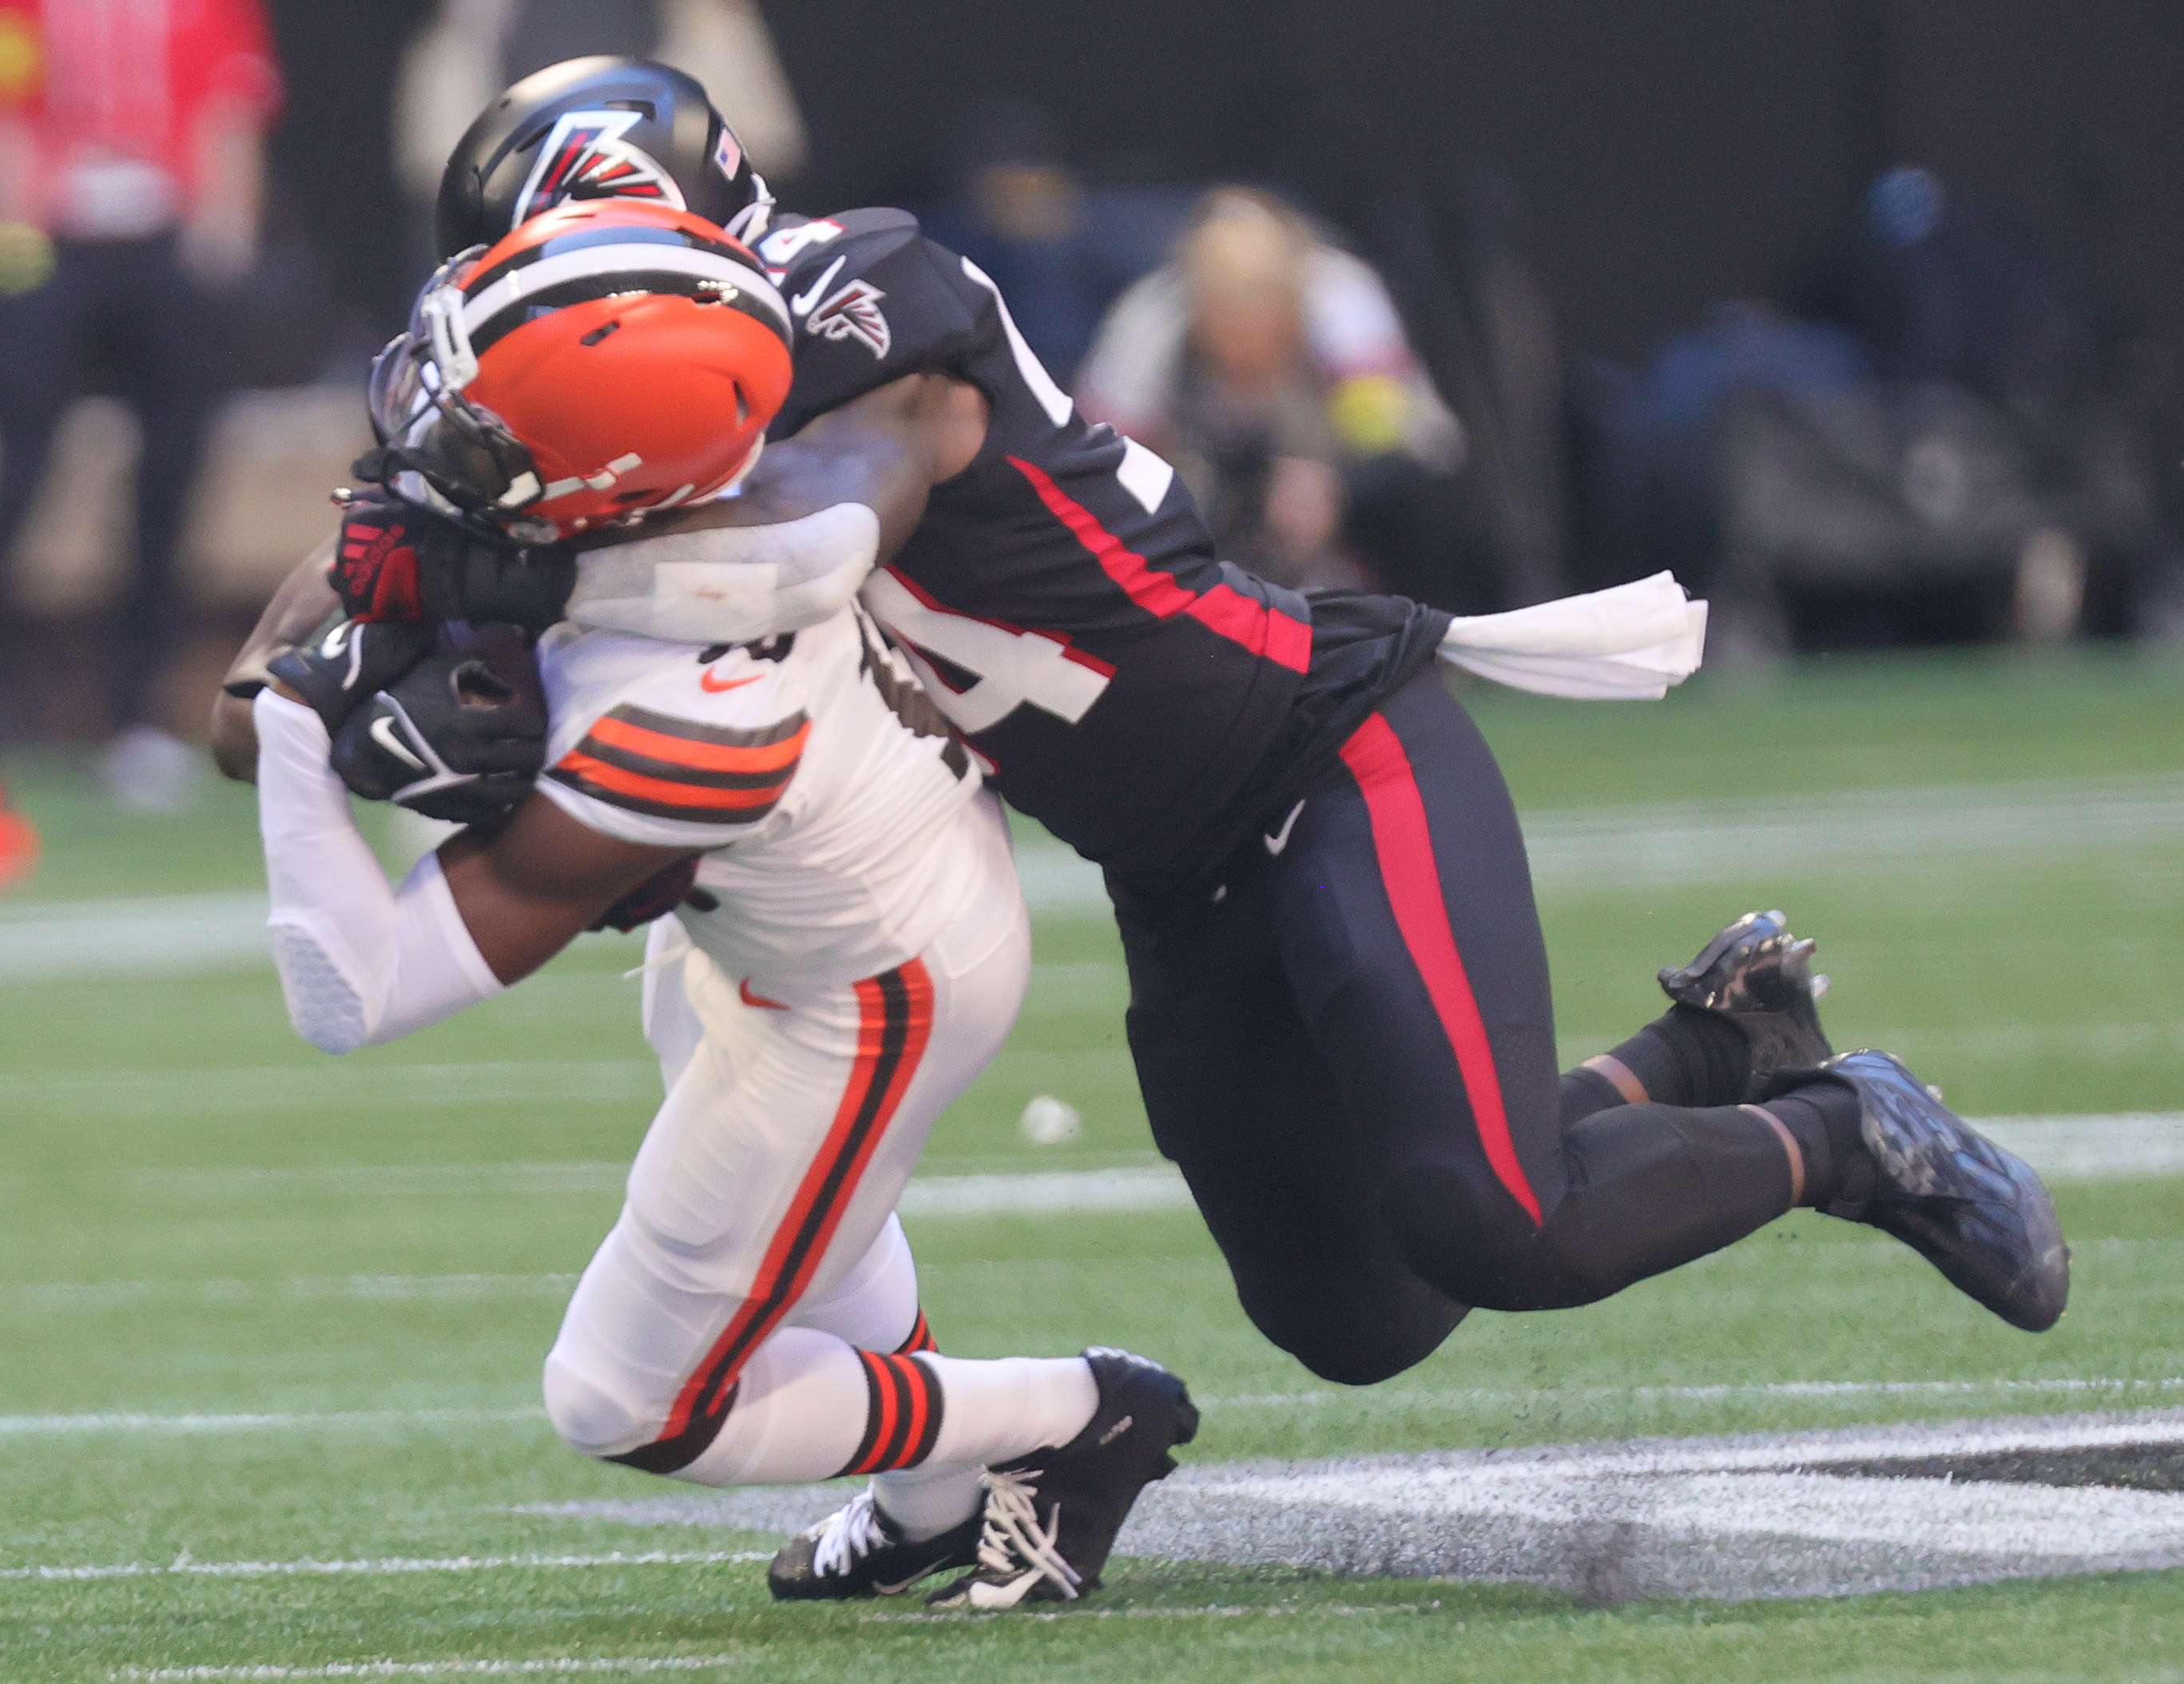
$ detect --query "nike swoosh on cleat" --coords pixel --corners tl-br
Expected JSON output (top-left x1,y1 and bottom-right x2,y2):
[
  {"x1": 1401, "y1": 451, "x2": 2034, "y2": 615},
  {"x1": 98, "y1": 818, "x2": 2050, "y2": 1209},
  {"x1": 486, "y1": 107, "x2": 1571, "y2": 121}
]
[
  {"x1": 872, "y1": 1573, "x2": 928, "y2": 1595},
  {"x1": 1096, "y1": 1413, "x2": 1134, "y2": 1448},
  {"x1": 700, "y1": 670, "x2": 761, "y2": 693}
]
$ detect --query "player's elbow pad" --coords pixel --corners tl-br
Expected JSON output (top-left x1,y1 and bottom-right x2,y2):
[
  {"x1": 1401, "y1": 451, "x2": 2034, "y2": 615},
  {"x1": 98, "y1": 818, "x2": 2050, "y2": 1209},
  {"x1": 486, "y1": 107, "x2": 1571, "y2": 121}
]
[
  {"x1": 268, "y1": 853, "x2": 502, "y2": 1054},
  {"x1": 256, "y1": 691, "x2": 504, "y2": 1053},
  {"x1": 565, "y1": 503, "x2": 881, "y2": 646}
]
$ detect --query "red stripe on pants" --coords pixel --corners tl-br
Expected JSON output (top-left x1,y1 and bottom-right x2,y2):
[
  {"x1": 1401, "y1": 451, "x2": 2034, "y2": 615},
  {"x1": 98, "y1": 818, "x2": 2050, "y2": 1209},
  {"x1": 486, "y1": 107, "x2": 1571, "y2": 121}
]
[
  {"x1": 1337, "y1": 714, "x2": 1544, "y2": 1226},
  {"x1": 655, "y1": 961, "x2": 935, "y2": 1444}
]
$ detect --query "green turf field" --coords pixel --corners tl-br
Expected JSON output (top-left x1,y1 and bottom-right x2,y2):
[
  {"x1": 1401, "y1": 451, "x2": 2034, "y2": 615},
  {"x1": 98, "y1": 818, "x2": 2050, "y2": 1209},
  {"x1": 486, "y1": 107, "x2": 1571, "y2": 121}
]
[{"x1": 4, "y1": 648, "x2": 2183, "y2": 1682}]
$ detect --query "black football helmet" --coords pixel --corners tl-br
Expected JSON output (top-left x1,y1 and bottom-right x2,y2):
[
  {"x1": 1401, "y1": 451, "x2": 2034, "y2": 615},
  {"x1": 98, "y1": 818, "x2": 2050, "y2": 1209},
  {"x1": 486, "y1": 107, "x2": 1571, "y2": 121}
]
[{"x1": 435, "y1": 56, "x2": 772, "y2": 259}]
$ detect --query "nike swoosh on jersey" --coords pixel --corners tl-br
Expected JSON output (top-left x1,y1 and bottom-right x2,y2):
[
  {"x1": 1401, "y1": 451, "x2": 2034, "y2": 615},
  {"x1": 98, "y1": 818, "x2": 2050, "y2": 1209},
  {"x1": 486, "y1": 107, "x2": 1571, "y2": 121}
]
[
  {"x1": 790, "y1": 255, "x2": 848, "y2": 316},
  {"x1": 699, "y1": 669, "x2": 762, "y2": 693}
]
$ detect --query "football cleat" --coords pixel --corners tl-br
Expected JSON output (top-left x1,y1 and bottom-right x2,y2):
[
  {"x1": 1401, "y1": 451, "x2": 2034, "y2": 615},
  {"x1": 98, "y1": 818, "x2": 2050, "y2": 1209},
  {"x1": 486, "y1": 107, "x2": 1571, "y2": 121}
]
[
  {"x1": 1658, "y1": 909, "x2": 1834, "y2": 1102},
  {"x1": 767, "y1": 1487, "x2": 981, "y2": 1601},
  {"x1": 927, "y1": 1348, "x2": 1197, "y2": 1611},
  {"x1": 1785, "y1": 1050, "x2": 2069, "y2": 1332}
]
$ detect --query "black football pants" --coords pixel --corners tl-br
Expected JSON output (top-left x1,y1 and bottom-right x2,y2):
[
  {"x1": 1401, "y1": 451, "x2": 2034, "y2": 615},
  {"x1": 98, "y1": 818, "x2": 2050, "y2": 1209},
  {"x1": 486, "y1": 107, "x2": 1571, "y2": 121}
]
[
  {"x1": 0, "y1": 236, "x2": 223, "y2": 729},
  {"x1": 1111, "y1": 665, "x2": 1797, "y2": 1384}
]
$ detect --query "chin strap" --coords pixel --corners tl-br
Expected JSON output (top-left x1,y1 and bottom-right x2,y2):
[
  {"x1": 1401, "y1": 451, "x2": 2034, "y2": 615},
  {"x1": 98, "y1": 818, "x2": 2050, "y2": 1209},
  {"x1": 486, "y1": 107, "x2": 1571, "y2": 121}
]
[{"x1": 254, "y1": 691, "x2": 504, "y2": 1054}]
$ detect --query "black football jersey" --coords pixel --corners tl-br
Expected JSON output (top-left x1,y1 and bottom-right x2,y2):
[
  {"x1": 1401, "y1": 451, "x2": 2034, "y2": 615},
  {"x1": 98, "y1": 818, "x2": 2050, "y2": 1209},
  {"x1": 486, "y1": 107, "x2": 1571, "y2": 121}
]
[{"x1": 753, "y1": 209, "x2": 1445, "y2": 880}]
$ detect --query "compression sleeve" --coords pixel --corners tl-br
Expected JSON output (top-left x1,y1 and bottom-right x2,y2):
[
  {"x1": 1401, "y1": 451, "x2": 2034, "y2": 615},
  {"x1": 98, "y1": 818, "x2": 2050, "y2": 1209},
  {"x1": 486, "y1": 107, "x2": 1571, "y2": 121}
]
[
  {"x1": 254, "y1": 690, "x2": 503, "y2": 1053},
  {"x1": 563, "y1": 502, "x2": 880, "y2": 647}
]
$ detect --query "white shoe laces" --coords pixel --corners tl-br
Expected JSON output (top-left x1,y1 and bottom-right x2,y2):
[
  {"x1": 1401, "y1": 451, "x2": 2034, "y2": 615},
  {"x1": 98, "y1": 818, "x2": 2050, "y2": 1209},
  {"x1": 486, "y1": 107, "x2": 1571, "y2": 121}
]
[
  {"x1": 810, "y1": 1489, "x2": 891, "y2": 1579},
  {"x1": 972, "y1": 1468, "x2": 1082, "y2": 1600}
]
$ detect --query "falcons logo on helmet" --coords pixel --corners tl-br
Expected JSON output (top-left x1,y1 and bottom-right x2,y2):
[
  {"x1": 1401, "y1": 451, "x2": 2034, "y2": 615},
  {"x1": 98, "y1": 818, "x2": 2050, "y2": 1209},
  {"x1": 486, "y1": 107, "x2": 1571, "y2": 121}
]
[
  {"x1": 806, "y1": 279, "x2": 892, "y2": 360},
  {"x1": 510, "y1": 110, "x2": 687, "y2": 228}
]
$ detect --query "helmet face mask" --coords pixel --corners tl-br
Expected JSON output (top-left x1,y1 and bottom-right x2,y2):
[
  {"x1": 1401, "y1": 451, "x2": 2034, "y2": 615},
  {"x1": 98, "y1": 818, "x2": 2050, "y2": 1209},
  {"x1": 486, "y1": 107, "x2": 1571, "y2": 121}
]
[{"x1": 367, "y1": 249, "x2": 549, "y2": 520}]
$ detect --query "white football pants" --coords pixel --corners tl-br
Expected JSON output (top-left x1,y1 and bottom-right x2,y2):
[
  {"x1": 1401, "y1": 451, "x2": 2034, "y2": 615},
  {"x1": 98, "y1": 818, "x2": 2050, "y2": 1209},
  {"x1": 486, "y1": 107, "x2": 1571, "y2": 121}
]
[{"x1": 542, "y1": 797, "x2": 1094, "y2": 1499}]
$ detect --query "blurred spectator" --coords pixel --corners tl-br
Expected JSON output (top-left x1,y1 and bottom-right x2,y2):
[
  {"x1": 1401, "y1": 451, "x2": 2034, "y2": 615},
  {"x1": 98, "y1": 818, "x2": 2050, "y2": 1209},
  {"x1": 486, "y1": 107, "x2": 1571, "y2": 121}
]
[
  {"x1": 1078, "y1": 186, "x2": 1461, "y2": 596},
  {"x1": 1571, "y1": 165, "x2": 2162, "y2": 659},
  {"x1": 918, "y1": 97, "x2": 1191, "y2": 388},
  {"x1": 0, "y1": 0, "x2": 280, "y2": 807}
]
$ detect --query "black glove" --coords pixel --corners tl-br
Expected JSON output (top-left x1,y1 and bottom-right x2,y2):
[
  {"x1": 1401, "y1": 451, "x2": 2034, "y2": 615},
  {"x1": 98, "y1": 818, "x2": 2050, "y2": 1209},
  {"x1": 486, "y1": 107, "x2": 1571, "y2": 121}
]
[
  {"x1": 329, "y1": 644, "x2": 547, "y2": 829},
  {"x1": 331, "y1": 488, "x2": 575, "y2": 633},
  {"x1": 268, "y1": 618, "x2": 437, "y2": 734}
]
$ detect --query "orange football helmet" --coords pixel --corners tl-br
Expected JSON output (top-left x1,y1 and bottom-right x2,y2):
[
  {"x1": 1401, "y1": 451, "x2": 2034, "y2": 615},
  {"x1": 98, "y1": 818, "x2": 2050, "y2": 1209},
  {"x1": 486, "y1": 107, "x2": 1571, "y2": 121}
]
[{"x1": 367, "y1": 201, "x2": 792, "y2": 538}]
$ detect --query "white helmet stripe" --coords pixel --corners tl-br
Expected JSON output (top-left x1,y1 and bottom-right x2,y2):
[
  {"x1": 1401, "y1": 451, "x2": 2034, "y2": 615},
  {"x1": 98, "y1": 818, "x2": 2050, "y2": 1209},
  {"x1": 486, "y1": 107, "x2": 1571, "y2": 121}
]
[{"x1": 459, "y1": 244, "x2": 790, "y2": 344}]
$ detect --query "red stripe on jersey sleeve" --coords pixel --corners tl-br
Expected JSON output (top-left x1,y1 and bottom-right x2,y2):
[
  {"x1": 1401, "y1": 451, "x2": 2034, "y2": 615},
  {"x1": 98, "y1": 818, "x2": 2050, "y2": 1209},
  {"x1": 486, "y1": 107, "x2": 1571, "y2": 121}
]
[
  {"x1": 1008, "y1": 456, "x2": 1312, "y2": 673},
  {"x1": 588, "y1": 712, "x2": 809, "y2": 776},
  {"x1": 554, "y1": 751, "x2": 786, "y2": 815}
]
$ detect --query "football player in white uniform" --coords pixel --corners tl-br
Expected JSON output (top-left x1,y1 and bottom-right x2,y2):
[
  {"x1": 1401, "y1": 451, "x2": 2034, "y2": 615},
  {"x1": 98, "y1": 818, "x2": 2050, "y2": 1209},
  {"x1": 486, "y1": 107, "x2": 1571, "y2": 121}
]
[{"x1": 250, "y1": 201, "x2": 1194, "y2": 1611}]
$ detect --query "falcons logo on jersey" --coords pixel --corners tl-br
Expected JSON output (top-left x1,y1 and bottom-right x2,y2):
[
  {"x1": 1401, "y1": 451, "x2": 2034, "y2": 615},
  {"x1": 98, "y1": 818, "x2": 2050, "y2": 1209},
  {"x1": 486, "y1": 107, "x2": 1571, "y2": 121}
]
[
  {"x1": 510, "y1": 110, "x2": 686, "y2": 228},
  {"x1": 806, "y1": 278, "x2": 891, "y2": 359}
]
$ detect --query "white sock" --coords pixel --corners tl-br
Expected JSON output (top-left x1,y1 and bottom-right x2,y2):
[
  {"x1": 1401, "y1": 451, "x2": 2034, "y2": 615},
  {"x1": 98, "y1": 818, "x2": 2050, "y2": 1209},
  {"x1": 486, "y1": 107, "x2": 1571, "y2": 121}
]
[
  {"x1": 869, "y1": 1462, "x2": 987, "y2": 1540},
  {"x1": 919, "y1": 1354, "x2": 1098, "y2": 1468},
  {"x1": 666, "y1": 1340, "x2": 1096, "y2": 1491}
]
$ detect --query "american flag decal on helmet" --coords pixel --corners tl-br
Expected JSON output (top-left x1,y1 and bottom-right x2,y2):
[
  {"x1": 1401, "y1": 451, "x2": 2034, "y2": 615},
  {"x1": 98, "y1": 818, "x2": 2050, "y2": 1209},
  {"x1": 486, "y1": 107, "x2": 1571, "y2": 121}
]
[
  {"x1": 512, "y1": 111, "x2": 687, "y2": 228},
  {"x1": 712, "y1": 125, "x2": 743, "y2": 181}
]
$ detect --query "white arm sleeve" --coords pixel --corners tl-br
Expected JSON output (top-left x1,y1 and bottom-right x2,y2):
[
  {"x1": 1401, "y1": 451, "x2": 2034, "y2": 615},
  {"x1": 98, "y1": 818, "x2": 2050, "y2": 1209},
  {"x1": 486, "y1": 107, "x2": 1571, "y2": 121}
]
[
  {"x1": 253, "y1": 691, "x2": 504, "y2": 1054},
  {"x1": 564, "y1": 502, "x2": 880, "y2": 647}
]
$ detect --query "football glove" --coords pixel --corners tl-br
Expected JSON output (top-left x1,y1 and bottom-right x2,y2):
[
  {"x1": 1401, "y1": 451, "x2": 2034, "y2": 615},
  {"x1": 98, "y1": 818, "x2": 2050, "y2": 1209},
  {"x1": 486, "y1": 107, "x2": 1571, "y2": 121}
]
[
  {"x1": 331, "y1": 490, "x2": 576, "y2": 633},
  {"x1": 267, "y1": 618, "x2": 437, "y2": 734},
  {"x1": 330, "y1": 647, "x2": 547, "y2": 829}
]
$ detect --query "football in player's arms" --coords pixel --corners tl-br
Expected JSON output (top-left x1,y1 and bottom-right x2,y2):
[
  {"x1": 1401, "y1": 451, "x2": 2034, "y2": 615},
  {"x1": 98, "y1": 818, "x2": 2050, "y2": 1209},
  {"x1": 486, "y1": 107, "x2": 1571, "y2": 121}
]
[{"x1": 252, "y1": 205, "x2": 1191, "y2": 1610}]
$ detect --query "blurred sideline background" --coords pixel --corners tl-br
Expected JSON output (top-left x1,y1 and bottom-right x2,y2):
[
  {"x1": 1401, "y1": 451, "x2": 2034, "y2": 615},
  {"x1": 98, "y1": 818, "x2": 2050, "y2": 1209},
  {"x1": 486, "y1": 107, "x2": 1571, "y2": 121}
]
[{"x1": 3, "y1": 0, "x2": 2184, "y2": 808}]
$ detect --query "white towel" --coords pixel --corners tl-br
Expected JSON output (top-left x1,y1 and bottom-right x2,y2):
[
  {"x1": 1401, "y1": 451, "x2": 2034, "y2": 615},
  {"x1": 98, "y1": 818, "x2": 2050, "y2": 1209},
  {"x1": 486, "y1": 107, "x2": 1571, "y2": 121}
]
[{"x1": 1436, "y1": 571, "x2": 1707, "y2": 701}]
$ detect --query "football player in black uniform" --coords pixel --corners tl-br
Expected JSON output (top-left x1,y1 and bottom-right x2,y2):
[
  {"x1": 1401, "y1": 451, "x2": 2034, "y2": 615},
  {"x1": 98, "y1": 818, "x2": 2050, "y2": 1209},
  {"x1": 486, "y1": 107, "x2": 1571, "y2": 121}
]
[{"x1": 214, "y1": 57, "x2": 2068, "y2": 1579}]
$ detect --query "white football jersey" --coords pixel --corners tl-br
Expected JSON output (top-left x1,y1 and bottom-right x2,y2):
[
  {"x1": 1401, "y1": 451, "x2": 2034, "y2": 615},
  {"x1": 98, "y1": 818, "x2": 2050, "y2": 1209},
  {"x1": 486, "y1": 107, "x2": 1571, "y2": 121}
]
[{"x1": 535, "y1": 602, "x2": 992, "y2": 991}]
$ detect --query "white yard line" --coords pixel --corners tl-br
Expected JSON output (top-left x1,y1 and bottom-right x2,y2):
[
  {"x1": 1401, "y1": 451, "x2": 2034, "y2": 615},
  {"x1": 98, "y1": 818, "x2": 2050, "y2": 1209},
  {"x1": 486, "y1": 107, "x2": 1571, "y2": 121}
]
[
  {"x1": 14, "y1": 772, "x2": 2183, "y2": 984},
  {"x1": 29, "y1": 1066, "x2": 662, "y2": 1121},
  {"x1": 117, "y1": 1657, "x2": 749, "y2": 1681},
  {"x1": 1121, "y1": 1406, "x2": 2184, "y2": 1598},
  {"x1": 1200, "y1": 1376, "x2": 2184, "y2": 1412},
  {"x1": 56, "y1": 1113, "x2": 2184, "y2": 1217},
  {"x1": 860, "y1": 1602, "x2": 1436, "y2": 1623},
  {"x1": 0, "y1": 1407, "x2": 543, "y2": 1436},
  {"x1": 10, "y1": 1275, "x2": 581, "y2": 1311},
  {"x1": 0, "y1": 891, "x2": 272, "y2": 983},
  {"x1": 10, "y1": 1549, "x2": 764, "y2": 1584},
  {"x1": 502, "y1": 1408, "x2": 2184, "y2": 1604},
  {"x1": 34, "y1": 1377, "x2": 2171, "y2": 1444}
]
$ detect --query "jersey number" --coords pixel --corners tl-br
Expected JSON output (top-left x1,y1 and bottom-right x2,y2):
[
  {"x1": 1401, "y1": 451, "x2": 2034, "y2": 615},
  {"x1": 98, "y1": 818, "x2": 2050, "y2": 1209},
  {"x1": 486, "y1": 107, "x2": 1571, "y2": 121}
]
[{"x1": 861, "y1": 570, "x2": 1110, "y2": 736}]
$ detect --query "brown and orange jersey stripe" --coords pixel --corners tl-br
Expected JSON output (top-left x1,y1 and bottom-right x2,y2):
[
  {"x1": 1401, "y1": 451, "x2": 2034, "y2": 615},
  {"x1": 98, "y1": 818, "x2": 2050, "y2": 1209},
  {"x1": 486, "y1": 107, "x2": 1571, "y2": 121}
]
[{"x1": 549, "y1": 702, "x2": 810, "y2": 825}]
